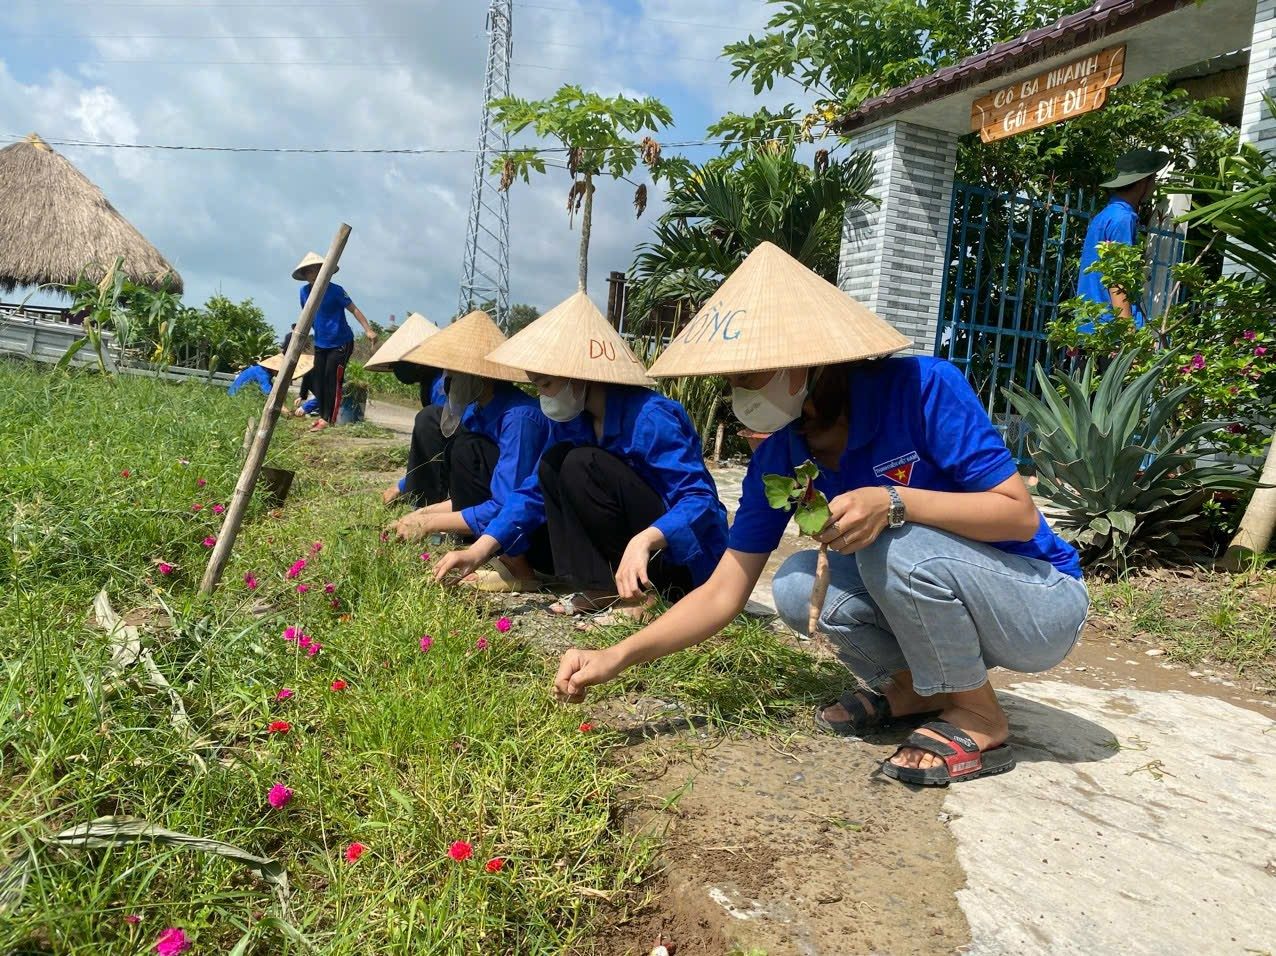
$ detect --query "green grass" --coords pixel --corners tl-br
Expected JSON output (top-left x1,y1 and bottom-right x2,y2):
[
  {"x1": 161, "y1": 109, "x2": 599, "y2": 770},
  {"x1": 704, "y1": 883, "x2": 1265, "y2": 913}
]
[{"x1": 0, "y1": 358, "x2": 834, "y2": 954}]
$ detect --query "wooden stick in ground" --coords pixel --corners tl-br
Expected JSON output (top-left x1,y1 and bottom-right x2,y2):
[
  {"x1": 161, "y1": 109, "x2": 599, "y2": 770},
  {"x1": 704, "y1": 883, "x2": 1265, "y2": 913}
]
[
  {"x1": 199, "y1": 223, "x2": 352, "y2": 595},
  {"x1": 808, "y1": 542, "x2": 830, "y2": 639}
]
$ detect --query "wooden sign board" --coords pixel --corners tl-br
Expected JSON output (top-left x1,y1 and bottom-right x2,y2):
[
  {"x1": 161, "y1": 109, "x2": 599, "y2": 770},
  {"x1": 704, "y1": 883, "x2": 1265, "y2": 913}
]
[{"x1": 971, "y1": 45, "x2": 1125, "y2": 143}]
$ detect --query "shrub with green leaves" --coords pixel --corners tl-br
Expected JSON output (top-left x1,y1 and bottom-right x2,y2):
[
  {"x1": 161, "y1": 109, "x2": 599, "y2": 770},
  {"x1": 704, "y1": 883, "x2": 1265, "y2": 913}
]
[{"x1": 1006, "y1": 352, "x2": 1256, "y2": 575}]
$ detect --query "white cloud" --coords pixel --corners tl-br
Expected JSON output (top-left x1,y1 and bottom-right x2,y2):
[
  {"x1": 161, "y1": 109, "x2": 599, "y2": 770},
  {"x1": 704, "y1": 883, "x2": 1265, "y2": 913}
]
[{"x1": 0, "y1": 0, "x2": 792, "y2": 335}]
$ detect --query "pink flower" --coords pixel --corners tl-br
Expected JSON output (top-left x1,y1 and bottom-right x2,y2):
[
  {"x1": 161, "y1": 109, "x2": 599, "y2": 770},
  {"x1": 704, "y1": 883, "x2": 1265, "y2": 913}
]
[
  {"x1": 152, "y1": 926, "x2": 190, "y2": 955},
  {"x1": 485, "y1": 857, "x2": 505, "y2": 873},
  {"x1": 298, "y1": 634, "x2": 313, "y2": 650},
  {"x1": 475, "y1": 637, "x2": 489, "y2": 652},
  {"x1": 329, "y1": 598, "x2": 341, "y2": 610},
  {"x1": 323, "y1": 582, "x2": 335, "y2": 594},
  {"x1": 124, "y1": 914, "x2": 142, "y2": 925},
  {"x1": 201, "y1": 536, "x2": 217, "y2": 548},
  {"x1": 244, "y1": 572, "x2": 259, "y2": 590},
  {"x1": 495, "y1": 617, "x2": 512, "y2": 633},
  {"x1": 1256, "y1": 346, "x2": 1268, "y2": 357},
  {"x1": 283, "y1": 626, "x2": 298, "y2": 641},
  {"x1": 330, "y1": 679, "x2": 347, "y2": 692},
  {"x1": 212, "y1": 503, "x2": 226, "y2": 515},
  {"x1": 310, "y1": 541, "x2": 323, "y2": 554},
  {"x1": 196, "y1": 478, "x2": 207, "y2": 488},
  {"x1": 268, "y1": 720, "x2": 291, "y2": 734},
  {"x1": 419, "y1": 552, "x2": 431, "y2": 562},
  {"x1": 157, "y1": 562, "x2": 174, "y2": 576},
  {"x1": 1190, "y1": 353, "x2": 1206, "y2": 371},
  {"x1": 191, "y1": 503, "x2": 203, "y2": 512},
  {"x1": 267, "y1": 782, "x2": 293, "y2": 809},
  {"x1": 448, "y1": 840, "x2": 473, "y2": 862},
  {"x1": 419, "y1": 635, "x2": 434, "y2": 652},
  {"x1": 286, "y1": 559, "x2": 307, "y2": 580},
  {"x1": 306, "y1": 642, "x2": 321, "y2": 656},
  {"x1": 345, "y1": 842, "x2": 366, "y2": 862},
  {"x1": 1243, "y1": 330, "x2": 1257, "y2": 341},
  {"x1": 276, "y1": 688, "x2": 294, "y2": 701},
  {"x1": 296, "y1": 583, "x2": 311, "y2": 594}
]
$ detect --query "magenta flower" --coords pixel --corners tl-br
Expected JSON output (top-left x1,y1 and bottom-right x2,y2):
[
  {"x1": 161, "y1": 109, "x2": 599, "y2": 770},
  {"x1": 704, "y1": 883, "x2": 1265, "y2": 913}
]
[
  {"x1": 212, "y1": 503, "x2": 226, "y2": 515},
  {"x1": 1243, "y1": 330, "x2": 1257, "y2": 341},
  {"x1": 1190, "y1": 353, "x2": 1206, "y2": 371},
  {"x1": 323, "y1": 582, "x2": 335, "y2": 594},
  {"x1": 298, "y1": 634, "x2": 313, "y2": 650},
  {"x1": 420, "y1": 635, "x2": 434, "y2": 652},
  {"x1": 157, "y1": 562, "x2": 174, "y2": 576},
  {"x1": 283, "y1": 626, "x2": 298, "y2": 641},
  {"x1": 1227, "y1": 423, "x2": 1244, "y2": 434},
  {"x1": 267, "y1": 782, "x2": 293, "y2": 809},
  {"x1": 419, "y1": 552, "x2": 431, "y2": 562},
  {"x1": 191, "y1": 503, "x2": 203, "y2": 512},
  {"x1": 310, "y1": 541, "x2": 323, "y2": 554},
  {"x1": 124, "y1": 914, "x2": 142, "y2": 926},
  {"x1": 276, "y1": 687, "x2": 294, "y2": 701},
  {"x1": 329, "y1": 598, "x2": 341, "y2": 609},
  {"x1": 476, "y1": 637, "x2": 489, "y2": 651},
  {"x1": 152, "y1": 926, "x2": 191, "y2": 955},
  {"x1": 196, "y1": 478, "x2": 207, "y2": 488},
  {"x1": 495, "y1": 617, "x2": 512, "y2": 633},
  {"x1": 296, "y1": 583, "x2": 311, "y2": 594},
  {"x1": 244, "y1": 572, "x2": 259, "y2": 590},
  {"x1": 286, "y1": 559, "x2": 307, "y2": 580},
  {"x1": 201, "y1": 536, "x2": 217, "y2": 548},
  {"x1": 306, "y1": 642, "x2": 321, "y2": 656},
  {"x1": 1256, "y1": 346, "x2": 1268, "y2": 357}
]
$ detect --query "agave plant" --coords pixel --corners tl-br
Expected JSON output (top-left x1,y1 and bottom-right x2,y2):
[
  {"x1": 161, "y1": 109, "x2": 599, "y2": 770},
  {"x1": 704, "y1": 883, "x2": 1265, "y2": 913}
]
[{"x1": 1005, "y1": 351, "x2": 1256, "y2": 575}]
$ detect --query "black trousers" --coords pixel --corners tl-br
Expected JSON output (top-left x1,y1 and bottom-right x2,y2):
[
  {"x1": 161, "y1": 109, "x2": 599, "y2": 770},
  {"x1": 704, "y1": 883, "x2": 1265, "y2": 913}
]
[
  {"x1": 450, "y1": 430, "x2": 552, "y2": 573},
  {"x1": 537, "y1": 444, "x2": 694, "y2": 597},
  {"x1": 313, "y1": 341, "x2": 354, "y2": 424},
  {"x1": 298, "y1": 369, "x2": 315, "y2": 402},
  {"x1": 403, "y1": 405, "x2": 453, "y2": 507}
]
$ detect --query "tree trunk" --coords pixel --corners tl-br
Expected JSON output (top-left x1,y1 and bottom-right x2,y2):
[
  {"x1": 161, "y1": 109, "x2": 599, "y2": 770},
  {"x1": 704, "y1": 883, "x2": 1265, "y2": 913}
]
[
  {"x1": 577, "y1": 173, "x2": 594, "y2": 293},
  {"x1": 1221, "y1": 436, "x2": 1276, "y2": 569}
]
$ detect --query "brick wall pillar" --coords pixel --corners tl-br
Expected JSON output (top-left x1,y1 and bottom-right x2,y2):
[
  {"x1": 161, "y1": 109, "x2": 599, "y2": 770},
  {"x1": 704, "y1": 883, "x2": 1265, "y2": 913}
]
[{"x1": 837, "y1": 121, "x2": 959, "y2": 355}]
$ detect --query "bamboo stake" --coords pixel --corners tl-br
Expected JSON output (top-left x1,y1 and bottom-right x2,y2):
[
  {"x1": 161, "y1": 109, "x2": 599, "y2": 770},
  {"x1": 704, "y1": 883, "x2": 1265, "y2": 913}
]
[
  {"x1": 712, "y1": 423, "x2": 725, "y2": 463},
  {"x1": 200, "y1": 223, "x2": 351, "y2": 595},
  {"x1": 240, "y1": 417, "x2": 256, "y2": 458}
]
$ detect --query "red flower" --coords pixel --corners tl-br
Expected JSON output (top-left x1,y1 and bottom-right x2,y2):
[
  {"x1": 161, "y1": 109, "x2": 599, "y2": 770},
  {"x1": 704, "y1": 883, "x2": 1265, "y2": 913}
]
[
  {"x1": 447, "y1": 840, "x2": 473, "y2": 862},
  {"x1": 191, "y1": 503, "x2": 203, "y2": 512},
  {"x1": 578, "y1": 722, "x2": 594, "y2": 733},
  {"x1": 330, "y1": 680, "x2": 347, "y2": 692},
  {"x1": 268, "y1": 720, "x2": 291, "y2": 734},
  {"x1": 484, "y1": 857, "x2": 505, "y2": 873},
  {"x1": 345, "y1": 842, "x2": 366, "y2": 862},
  {"x1": 120, "y1": 469, "x2": 131, "y2": 478},
  {"x1": 196, "y1": 477, "x2": 207, "y2": 488}
]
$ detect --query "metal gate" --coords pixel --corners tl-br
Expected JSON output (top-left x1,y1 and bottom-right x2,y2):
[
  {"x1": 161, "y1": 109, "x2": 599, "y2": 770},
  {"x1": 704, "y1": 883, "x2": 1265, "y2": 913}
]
[{"x1": 935, "y1": 182, "x2": 1183, "y2": 462}]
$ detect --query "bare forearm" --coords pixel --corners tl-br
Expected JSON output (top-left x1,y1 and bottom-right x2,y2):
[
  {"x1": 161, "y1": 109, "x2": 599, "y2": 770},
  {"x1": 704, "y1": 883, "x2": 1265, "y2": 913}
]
[
  {"x1": 897, "y1": 485, "x2": 1038, "y2": 542},
  {"x1": 1108, "y1": 286, "x2": 1133, "y2": 319},
  {"x1": 423, "y1": 499, "x2": 453, "y2": 515},
  {"x1": 349, "y1": 304, "x2": 374, "y2": 334},
  {"x1": 431, "y1": 510, "x2": 473, "y2": 535}
]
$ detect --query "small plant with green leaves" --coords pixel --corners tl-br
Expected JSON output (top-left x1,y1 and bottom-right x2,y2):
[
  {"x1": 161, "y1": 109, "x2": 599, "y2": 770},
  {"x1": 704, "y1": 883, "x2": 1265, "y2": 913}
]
[{"x1": 764, "y1": 460, "x2": 831, "y2": 636}]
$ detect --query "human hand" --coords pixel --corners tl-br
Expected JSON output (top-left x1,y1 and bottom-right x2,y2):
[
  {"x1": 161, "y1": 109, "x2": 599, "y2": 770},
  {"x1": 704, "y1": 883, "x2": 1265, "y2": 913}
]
[
  {"x1": 814, "y1": 487, "x2": 891, "y2": 554},
  {"x1": 553, "y1": 646, "x2": 625, "y2": 703},
  {"x1": 614, "y1": 534, "x2": 653, "y2": 600},
  {"x1": 366, "y1": 328, "x2": 379, "y2": 343},
  {"x1": 392, "y1": 509, "x2": 435, "y2": 541},
  {"x1": 381, "y1": 484, "x2": 402, "y2": 506},
  {"x1": 432, "y1": 547, "x2": 484, "y2": 585}
]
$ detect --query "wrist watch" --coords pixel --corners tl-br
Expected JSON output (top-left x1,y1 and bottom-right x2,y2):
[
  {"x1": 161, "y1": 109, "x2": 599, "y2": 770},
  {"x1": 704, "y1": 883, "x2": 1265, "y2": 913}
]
[{"x1": 885, "y1": 485, "x2": 907, "y2": 529}]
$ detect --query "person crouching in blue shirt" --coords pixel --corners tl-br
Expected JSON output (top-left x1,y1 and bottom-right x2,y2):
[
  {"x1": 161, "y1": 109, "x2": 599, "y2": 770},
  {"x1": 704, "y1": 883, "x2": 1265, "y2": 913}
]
[
  {"x1": 390, "y1": 311, "x2": 553, "y2": 591},
  {"x1": 291, "y1": 251, "x2": 379, "y2": 432},
  {"x1": 227, "y1": 362, "x2": 273, "y2": 397},
  {"x1": 433, "y1": 293, "x2": 729, "y2": 623},
  {"x1": 549, "y1": 244, "x2": 1089, "y2": 787},
  {"x1": 1075, "y1": 148, "x2": 1169, "y2": 333}
]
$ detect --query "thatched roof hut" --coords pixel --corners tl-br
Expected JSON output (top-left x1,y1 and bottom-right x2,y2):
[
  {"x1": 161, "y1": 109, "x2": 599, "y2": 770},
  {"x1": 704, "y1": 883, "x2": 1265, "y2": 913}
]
[{"x1": 0, "y1": 133, "x2": 182, "y2": 294}]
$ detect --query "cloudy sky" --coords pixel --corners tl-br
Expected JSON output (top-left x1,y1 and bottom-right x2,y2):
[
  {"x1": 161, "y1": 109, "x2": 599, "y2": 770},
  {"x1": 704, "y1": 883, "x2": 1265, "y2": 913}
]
[{"x1": 1, "y1": 0, "x2": 797, "y2": 335}]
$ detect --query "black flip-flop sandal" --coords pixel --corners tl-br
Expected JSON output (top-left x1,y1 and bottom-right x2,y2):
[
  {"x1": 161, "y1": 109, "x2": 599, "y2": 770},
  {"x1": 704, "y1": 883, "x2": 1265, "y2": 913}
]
[
  {"x1": 881, "y1": 720, "x2": 1016, "y2": 786},
  {"x1": 813, "y1": 689, "x2": 941, "y2": 737}
]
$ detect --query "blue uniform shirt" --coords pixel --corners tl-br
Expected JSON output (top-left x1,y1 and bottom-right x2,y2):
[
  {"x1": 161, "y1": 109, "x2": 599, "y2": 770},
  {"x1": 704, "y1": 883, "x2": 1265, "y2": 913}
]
[
  {"x1": 227, "y1": 364, "x2": 273, "y2": 397},
  {"x1": 1076, "y1": 197, "x2": 1144, "y2": 332},
  {"x1": 729, "y1": 357, "x2": 1082, "y2": 580},
  {"x1": 299, "y1": 282, "x2": 354, "y2": 349},
  {"x1": 458, "y1": 383, "x2": 551, "y2": 547},
  {"x1": 485, "y1": 385, "x2": 729, "y2": 585}
]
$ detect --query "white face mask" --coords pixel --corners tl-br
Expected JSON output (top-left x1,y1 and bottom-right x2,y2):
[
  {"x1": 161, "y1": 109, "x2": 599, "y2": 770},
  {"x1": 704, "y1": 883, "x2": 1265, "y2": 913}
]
[
  {"x1": 731, "y1": 370, "x2": 809, "y2": 433},
  {"x1": 441, "y1": 373, "x2": 484, "y2": 437},
  {"x1": 538, "y1": 380, "x2": 587, "y2": 423}
]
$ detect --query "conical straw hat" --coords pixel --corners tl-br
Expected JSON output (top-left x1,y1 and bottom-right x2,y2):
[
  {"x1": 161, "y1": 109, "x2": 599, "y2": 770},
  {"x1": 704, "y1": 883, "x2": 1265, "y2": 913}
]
[
  {"x1": 487, "y1": 291, "x2": 654, "y2": 387},
  {"x1": 402, "y1": 310, "x2": 528, "y2": 383},
  {"x1": 291, "y1": 251, "x2": 337, "y2": 281},
  {"x1": 259, "y1": 352, "x2": 315, "y2": 377},
  {"x1": 647, "y1": 241, "x2": 911, "y2": 378},
  {"x1": 364, "y1": 312, "x2": 440, "y2": 371}
]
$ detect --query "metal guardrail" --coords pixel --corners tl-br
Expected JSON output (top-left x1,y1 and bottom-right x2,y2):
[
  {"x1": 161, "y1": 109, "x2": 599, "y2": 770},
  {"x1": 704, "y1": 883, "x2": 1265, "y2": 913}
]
[{"x1": 0, "y1": 311, "x2": 236, "y2": 385}]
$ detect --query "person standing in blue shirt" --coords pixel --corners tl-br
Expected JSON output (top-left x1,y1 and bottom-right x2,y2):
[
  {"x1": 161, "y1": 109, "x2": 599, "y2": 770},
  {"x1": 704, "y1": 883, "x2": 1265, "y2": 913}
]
[
  {"x1": 1075, "y1": 148, "x2": 1169, "y2": 333},
  {"x1": 391, "y1": 310, "x2": 553, "y2": 590},
  {"x1": 549, "y1": 244, "x2": 1089, "y2": 787},
  {"x1": 433, "y1": 293, "x2": 728, "y2": 622},
  {"x1": 291, "y1": 251, "x2": 378, "y2": 431}
]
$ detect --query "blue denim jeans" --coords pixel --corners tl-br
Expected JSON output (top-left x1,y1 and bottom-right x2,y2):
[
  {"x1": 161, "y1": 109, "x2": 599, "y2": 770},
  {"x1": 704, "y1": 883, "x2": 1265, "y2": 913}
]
[{"x1": 772, "y1": 525, "x2": 1089, "y2": 697}]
